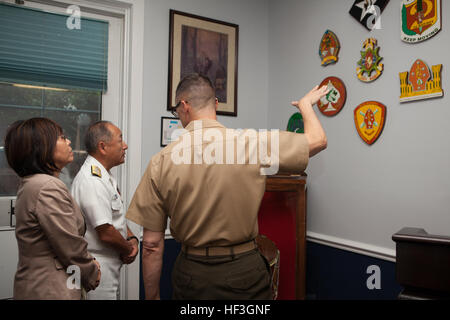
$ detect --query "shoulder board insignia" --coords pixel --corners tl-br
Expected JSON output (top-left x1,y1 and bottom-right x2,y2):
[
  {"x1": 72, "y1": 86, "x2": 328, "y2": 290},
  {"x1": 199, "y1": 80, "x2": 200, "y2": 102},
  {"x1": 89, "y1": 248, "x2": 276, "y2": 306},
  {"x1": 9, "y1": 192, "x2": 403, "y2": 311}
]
[{"x1": 91, "y1": 165, "x2": 102, "y2": 178}]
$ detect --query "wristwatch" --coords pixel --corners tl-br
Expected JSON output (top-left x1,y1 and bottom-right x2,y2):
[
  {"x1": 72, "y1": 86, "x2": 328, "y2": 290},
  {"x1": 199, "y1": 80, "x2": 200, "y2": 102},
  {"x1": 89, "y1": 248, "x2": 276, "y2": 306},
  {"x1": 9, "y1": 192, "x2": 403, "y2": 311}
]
[{"x1": 127, "y1": 236, "x2": 139, "y2": 244}]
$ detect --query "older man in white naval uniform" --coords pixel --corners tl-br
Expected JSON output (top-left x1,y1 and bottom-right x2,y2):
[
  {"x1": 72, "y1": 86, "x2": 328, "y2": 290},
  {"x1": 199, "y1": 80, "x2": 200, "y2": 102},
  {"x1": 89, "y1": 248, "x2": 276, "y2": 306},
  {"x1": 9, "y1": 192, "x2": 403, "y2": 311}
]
[{"x1": 71, "y1": 121, "x2": 139, "y2": 300}]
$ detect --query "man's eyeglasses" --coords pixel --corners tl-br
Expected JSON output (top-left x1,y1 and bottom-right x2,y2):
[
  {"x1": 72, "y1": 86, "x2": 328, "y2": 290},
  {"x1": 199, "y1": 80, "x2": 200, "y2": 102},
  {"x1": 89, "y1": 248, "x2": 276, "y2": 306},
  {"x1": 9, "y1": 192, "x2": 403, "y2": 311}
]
[
  {"x1": 170, "y1": 100, "x2": 186, "y2": 118},
  {"x1": 170, "y1": 97, "x2": 217, "y2": 117}
]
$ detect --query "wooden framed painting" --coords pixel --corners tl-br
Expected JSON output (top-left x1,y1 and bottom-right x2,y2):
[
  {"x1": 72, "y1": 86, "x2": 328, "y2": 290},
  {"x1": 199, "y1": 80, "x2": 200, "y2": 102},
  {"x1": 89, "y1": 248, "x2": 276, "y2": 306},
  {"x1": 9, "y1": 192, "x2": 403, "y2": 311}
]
[
  {"x1": 168, "y1": 10, "x2": 239, "y2": 116},
  {"x1": 160, "y1": 116, "x2": 183, "y2": 147}
]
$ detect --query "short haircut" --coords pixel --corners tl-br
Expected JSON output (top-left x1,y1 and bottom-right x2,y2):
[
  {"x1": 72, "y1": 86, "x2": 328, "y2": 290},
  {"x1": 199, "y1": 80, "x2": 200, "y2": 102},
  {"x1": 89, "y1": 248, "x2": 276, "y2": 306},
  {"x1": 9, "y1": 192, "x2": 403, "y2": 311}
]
[
  {"x1": 4, "y1": 117, "x2": 63, "y2": 177},
  {"x1": 84, "y1": 120, "x2": 113, "y2": 154},
  {"x1": 175, "y1": 73, "x2": 215, "y2": 109}
]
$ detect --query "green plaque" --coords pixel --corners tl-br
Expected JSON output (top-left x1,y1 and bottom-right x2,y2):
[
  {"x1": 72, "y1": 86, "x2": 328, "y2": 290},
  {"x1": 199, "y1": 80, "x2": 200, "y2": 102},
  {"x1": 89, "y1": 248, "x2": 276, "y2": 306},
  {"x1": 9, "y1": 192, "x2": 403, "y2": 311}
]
[{"x1": 287, "y1": 112, "x2": 304, "y2": 133}]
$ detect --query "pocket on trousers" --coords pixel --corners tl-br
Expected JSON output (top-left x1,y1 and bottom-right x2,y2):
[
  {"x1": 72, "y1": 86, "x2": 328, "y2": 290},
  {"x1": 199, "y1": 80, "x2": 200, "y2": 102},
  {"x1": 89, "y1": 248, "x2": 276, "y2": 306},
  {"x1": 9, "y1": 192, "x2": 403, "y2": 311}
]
[
  {"x1": 173, "y1": 270, "x2": 192, "y2": 288},
  {"x1": 225, "y1": 267, "x2": 266, "y2": 291}
]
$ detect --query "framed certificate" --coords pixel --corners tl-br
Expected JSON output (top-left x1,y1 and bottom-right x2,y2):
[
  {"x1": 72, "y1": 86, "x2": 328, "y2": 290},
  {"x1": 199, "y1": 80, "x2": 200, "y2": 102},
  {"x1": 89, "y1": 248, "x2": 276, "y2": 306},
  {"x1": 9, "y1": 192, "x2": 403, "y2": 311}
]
[{"x1": 160, "y1": 117, "x2": 183, "y2": 147}]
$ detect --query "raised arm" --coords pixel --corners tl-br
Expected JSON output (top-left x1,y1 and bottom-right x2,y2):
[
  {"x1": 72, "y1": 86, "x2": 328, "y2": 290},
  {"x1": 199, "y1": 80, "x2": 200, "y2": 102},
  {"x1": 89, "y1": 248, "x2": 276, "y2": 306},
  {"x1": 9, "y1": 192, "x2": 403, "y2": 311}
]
[{"x1": 291, "y1": 85, "x2": 329, "y2": 157}]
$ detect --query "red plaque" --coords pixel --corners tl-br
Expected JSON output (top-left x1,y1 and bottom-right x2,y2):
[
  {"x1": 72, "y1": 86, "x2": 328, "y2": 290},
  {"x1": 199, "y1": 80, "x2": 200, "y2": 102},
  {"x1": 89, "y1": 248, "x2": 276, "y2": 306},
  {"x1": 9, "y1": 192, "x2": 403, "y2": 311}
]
[{"x1": 317, "y1": 76, "x2": 347, "y2": 117}]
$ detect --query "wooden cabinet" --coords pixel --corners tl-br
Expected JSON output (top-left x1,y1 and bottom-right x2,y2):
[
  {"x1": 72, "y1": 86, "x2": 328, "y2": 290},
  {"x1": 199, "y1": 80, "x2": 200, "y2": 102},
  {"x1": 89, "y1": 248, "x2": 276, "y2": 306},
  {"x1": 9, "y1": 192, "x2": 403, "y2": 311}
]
[
  {"x1": 258, "y1": 174, "x2": 307, "y2": 300},
  {"x1": 392, "y1": 227, "x2": 450, "y2": 299}
]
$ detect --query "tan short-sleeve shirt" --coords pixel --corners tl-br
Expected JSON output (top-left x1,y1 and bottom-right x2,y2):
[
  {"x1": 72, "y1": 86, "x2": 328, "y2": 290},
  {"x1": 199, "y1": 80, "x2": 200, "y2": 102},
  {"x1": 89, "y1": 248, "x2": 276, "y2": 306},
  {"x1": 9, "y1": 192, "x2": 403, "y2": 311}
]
[{"x1": 126, "y1": 119, "x2": 309, "y2": 247}]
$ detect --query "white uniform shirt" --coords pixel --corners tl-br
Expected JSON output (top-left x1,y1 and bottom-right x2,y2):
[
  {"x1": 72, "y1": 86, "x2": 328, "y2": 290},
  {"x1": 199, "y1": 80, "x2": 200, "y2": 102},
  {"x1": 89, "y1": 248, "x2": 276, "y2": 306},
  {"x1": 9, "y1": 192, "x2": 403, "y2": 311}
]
[{"x1": 71, "y1": 155, "x2": 127, "y2": 259}]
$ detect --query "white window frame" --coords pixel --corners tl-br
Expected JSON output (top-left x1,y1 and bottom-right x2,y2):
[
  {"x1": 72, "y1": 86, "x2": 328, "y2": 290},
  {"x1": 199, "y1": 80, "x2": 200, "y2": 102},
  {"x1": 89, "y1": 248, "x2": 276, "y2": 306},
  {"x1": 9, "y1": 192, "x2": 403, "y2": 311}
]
[{"x1": 0, "y1": 0, "x2": 144, "y2": 300}]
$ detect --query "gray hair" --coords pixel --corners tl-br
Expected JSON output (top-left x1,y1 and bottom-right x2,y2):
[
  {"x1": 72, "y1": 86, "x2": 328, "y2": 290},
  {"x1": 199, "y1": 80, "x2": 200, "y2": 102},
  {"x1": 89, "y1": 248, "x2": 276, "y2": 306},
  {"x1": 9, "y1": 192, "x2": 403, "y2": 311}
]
[{"x1": 85, "y1": 120, "x2": 113, "y2": 154}]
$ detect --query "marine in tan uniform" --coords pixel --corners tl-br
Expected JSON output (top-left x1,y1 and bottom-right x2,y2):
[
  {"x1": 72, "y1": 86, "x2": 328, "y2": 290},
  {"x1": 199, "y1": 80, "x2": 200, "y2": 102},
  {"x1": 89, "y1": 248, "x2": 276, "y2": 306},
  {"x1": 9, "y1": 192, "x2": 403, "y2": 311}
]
[{"x1": 126, "y1": 74, "x2": 328, "y2": 300}]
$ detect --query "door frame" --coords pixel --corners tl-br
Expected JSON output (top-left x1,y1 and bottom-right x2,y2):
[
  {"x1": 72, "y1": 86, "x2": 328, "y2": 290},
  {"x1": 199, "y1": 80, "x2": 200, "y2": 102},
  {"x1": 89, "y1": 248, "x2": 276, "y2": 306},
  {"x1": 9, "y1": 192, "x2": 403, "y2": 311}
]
[{"x1": 4, "y1": 0, "x2": 145, "y2": 300}]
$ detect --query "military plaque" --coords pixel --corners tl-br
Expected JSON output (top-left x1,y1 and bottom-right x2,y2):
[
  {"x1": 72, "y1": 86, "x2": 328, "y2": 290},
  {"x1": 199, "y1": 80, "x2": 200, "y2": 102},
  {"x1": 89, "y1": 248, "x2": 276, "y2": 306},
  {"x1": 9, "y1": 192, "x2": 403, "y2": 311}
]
[
  {"x1": 319, "y1": 30, "x2": 340, "y2": 66},
  {"x1": 399, "y1": 59, "x2": 443, "y2": 102},
  {"x1": 287, "y1": 112, "x2": 304, "y2": 134},
  {"x1": 354, "y1": 101, "x2": 386, "y2": 145},
  {"x1": 349, "y1": 0, "x2": 390, "y2": 31},
  {"x1": 317, "y1": 77, "x2": 347, "y2": 117},
  {"x1": 357, "y1": 38, "x2": 384, "y2": 82},
  {"x1": 401, "y1": 0, "x2": 441, "y2": 43}
]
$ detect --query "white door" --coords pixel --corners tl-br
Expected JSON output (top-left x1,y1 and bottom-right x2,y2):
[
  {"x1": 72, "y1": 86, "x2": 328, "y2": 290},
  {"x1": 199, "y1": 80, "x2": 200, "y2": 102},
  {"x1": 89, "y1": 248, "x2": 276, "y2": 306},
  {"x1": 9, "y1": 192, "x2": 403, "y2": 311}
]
[{"x1": 0, "y1": 0, "x2": 125, "y2": 299}]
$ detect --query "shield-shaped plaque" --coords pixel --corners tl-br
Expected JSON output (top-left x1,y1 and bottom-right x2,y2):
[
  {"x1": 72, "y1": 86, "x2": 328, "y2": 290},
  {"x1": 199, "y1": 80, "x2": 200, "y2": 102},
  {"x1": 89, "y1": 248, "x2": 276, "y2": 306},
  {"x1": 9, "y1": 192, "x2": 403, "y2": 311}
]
[
  {"x1": 401, "y1": 0, "x2": 441, "y2": 43},
  {"x1": 317, "y1": 77, "x2": 347, "y2": 117},
  {"x1": 319, "y1": 30, "x2": 340, "y2": 66},
  {"x1": 354, "y1": 101, "x2": 386, "y2": 145}
]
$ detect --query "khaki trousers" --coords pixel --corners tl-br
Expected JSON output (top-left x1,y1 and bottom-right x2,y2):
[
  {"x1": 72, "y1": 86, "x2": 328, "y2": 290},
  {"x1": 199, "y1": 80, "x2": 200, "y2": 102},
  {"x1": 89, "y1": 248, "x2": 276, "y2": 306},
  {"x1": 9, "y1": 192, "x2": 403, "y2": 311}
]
[{"x1": 172, "y1": 248, "x2": 272, "y2": 300}]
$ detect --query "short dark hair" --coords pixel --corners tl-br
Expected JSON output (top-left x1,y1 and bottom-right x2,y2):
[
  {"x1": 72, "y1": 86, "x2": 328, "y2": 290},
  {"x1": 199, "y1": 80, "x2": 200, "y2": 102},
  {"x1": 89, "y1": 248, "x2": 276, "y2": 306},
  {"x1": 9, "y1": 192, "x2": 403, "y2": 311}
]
[
  {"x1": 4, "y1": 117, "x2": 63, "y2": 177},
  {"x1": 84, "y1": 121, "x2": 113, "y2": 154},
  {"x1": 175, "y1": 73, "x2": 215, "y2": 109}
]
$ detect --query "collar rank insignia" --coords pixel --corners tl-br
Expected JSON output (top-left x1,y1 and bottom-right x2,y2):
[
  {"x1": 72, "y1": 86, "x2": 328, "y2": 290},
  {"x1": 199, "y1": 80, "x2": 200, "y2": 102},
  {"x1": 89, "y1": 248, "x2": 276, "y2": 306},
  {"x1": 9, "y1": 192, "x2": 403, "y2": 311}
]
[
  {"x1": 349, "y1": 0, "x2": 390, "y2": 31},
  {"x1": 319, "y1": 30, "x2": 340, "y2": 66},
  {"x1": 91, "y1": 165, "x2": 102, "y2": 178},
  {"x1": 399, "y1": 59, "x2": 443, "y2": 103},
  {"x1": 401, "y1": 0, "x2": 441, "y2": 43},
  {"x1": 317, "y1": 77, "x2": 347, "y2": 117},
  {"x1": 354, "y1": 101, "x2": 386, "y2": 145},
  {"x1": 357, "y1": 38, "x2": 384, "y2": 82}
]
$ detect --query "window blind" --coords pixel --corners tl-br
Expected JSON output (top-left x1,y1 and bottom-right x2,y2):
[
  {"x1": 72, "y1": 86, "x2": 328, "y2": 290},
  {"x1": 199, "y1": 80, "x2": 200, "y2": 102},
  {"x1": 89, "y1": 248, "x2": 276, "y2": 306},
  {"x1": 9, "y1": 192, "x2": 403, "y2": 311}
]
[{"x1": 0, "y1": 3, "x2": 108, "y2": 92}]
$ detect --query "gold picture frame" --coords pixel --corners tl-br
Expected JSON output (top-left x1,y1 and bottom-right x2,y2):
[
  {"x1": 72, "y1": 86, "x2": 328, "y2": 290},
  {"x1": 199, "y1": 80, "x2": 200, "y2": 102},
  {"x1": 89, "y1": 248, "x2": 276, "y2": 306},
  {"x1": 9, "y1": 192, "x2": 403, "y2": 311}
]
[{"x1": 168, "y1": 10, "x2": 238, "y2": 116}]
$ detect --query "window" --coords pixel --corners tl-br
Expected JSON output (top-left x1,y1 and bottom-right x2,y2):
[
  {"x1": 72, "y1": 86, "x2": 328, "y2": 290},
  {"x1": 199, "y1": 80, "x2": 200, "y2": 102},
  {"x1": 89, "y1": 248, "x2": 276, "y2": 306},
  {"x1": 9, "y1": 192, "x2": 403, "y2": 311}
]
[
  {"x1": 0, "y1": 83, "x2": 101, "y2": 194},
  {"x1": 0, "y1": 0, "x2": 138, "y2": 300},
  {"x1": 0, "y1": 0, "x2": 123, "y2": 195}
]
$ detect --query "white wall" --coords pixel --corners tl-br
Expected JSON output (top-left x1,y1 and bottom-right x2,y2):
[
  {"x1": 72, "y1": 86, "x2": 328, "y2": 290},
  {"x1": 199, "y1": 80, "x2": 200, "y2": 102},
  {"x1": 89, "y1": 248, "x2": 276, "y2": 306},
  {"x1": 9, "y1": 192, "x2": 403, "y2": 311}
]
[
  {"x1": 268, "y1": 0, "x2": 450, "y2": 255},
  {"x1": 142, "y1": 0, "x2": 270, "y2": 168}
]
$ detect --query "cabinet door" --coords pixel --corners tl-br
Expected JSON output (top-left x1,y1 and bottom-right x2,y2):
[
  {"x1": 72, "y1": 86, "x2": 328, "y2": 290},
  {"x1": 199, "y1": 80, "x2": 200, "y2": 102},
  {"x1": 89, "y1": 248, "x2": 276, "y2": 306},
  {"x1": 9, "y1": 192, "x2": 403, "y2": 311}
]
[
  {"x1": 258, "y1": 191, "x2": 299, "y2": 300},
  {"x1": 0, "y1": 229, "x2": 18, "y2": 299}
]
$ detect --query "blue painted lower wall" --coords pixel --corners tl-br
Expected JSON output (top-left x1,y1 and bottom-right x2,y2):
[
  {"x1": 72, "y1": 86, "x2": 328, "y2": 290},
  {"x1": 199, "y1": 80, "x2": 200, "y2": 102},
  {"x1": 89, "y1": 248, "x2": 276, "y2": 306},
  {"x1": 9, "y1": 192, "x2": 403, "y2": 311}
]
[
  {"x1": 306, "y1": 241, "x2": 402, "y2": 299},
  {"x1": 139, "y1": 239, "x2": 402, "y2": 300}
]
